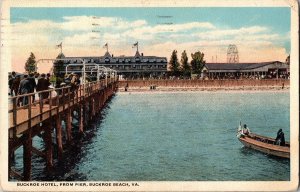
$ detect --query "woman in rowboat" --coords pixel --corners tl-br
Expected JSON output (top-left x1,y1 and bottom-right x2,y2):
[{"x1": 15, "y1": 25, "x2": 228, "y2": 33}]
[{"x1": 275, "y1": 129, "x2": 286, "y2": 146}]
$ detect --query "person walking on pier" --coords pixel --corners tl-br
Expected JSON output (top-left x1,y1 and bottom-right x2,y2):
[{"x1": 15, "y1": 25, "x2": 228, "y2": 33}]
[
  {"x1": 48, "y1": 85, "x2": 58, "y2": 106},
  {"x1": 18, "y1": 74, "x2": 31, "y2": 106},
  {"x1": 34, "y1": 73, "x2": 39, "y2": 85},
  {"x1": 28, "y1": 73, "x2": 37, "y2": 103},
  {"x1": 11, "y1": 71, "x2": 16, "y2": 78},
  {"x1": 37, "y1": 73, "x2": 50, "y2": 100},
  {"x1": 70, "y1": 73, "x2": 80, "y2": 90},
  {"x1": 12, "y1": 75, "x2": 21, "y2": 97},
  {"x1": 64, "y1": 73, "x2": 72, "y2": 86},
  {"x1": 8, "y1": 74, "x2": 14, "y2": 96},
  {"x1": 46, "y1": 73, "x2": 51, "y2": 82}
]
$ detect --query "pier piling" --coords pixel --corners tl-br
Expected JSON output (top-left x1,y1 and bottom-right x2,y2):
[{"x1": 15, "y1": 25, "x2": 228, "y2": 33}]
[
  {"x1": 23, "y1": 132, "x2": 32, "y2": 181},
  {"x1": 55, "y1": 115, "x2": 63, "y2": 160},
  {"x1": 78, "y1": 106, "x2": 84, "y2": 133},
  {"x1": 44, "y1": 120, "x2": 53, "y2": 170}
]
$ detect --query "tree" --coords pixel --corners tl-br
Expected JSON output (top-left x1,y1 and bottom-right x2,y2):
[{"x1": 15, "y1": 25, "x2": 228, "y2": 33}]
[
  {"x1": 24, "y1": 52, "x2": 36, "y2": 73},
  {"x1": 285, "y1": 55, "x2": 290, "y2": 65},
  {"x1": 180, "y1": 50, "x2": 191, "y2": 77},
  {"x1": 169, "y1": 50, "x2": 180, "y2": 76},
  {"x1": 53, "y1": 53, "x2": 65, "y2": 76},
  {"x1": 191, "y1": 51, "x2": 206, "y2": 74}
]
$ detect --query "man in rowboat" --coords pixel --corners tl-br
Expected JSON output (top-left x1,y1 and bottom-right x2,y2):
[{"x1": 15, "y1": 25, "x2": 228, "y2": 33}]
[
  {"x1": 242, "y1": 124, "x2": 250, "y2": 135},
  {"x1": 237, "y1": 123, "x2": 251, "y2": 138}
]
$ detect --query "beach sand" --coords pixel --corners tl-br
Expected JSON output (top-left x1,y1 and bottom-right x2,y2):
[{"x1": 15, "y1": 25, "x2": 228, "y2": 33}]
[{"x1": 118, "y1": 86, "x2": 290, "y2": 93}]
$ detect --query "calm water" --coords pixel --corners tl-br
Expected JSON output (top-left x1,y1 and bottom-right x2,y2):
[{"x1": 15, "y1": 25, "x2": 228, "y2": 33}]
[{"x1": 13, "y1": 91, "x2": 290, "y2": 181}]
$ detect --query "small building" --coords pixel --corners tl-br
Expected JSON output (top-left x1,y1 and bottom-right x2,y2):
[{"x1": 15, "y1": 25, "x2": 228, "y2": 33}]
[
  {"x1": 202, "y1": 61, "x2": 290, "y2": 79},
  {"x1": 54, "y1": 51, "x2": 168, "y2": 79}
]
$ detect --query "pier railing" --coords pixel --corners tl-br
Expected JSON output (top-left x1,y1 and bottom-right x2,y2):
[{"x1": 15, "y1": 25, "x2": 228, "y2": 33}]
[{"x1": 8, "y1": 78, "x2": 116, "y2": 138}]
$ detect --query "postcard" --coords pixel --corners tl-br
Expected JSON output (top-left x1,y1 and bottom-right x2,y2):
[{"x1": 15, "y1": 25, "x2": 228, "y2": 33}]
[{"x1": 0, "y1": 0, "x2": 299, "y2": 191}]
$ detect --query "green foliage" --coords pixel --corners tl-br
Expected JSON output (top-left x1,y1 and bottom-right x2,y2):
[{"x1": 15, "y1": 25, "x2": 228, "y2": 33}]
[
  {"x1": 49, "y1": 76, "x2": 56, "y2": 83},
  {"x1": 191, "y1": 51, "x2": 206, "y2": 74},
  {"x1": 169, "y1": 50, "x2": 180, "y2": 76},
  {"x1": 24, "y1": 52, "x2": 36, "y2": 73},
  {"x1": 180, "y1": 50, "x2": 191, "y2": 77},
  {"x1": 53, "y1": 53, "x2": 66, "y2": 76}
]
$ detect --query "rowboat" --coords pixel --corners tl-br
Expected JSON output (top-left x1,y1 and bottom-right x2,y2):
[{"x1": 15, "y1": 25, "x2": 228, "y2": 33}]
[
  {"x1": 238, "y1": 133, "x2": 290, "y2": 159},
  {"x1": 237, "y1": 132, "x2": 290, "y2": 159}
]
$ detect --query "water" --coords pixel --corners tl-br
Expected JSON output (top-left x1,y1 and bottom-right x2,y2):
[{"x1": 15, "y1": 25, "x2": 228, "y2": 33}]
[{"x1": 13, "y1": 91, "x2": 290, "y2": 181}]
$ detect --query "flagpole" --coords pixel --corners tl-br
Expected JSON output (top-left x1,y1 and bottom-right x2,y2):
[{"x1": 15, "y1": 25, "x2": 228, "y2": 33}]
[
  {"x1": 132, "y1": 42, "x2": 139, "y2": 52},
  {"x1": 61, "y1": 43, "x2": 62, "y2": 55}
]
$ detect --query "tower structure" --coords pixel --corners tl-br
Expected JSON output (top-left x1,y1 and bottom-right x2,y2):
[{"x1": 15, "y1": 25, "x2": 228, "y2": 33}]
[{"x1": 227, "y1": 44, "x2": 239, "y2": 63}]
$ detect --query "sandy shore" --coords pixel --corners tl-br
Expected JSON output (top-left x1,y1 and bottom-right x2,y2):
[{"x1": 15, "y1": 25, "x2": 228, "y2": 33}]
[{"x1": 118, "y1": 86, "x2": 290, "y2": 93}]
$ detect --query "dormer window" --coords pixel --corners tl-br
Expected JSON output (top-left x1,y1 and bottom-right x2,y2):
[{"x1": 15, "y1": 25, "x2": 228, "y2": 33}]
[{"x1": 135, "y1": 57, "x2": 140, "y2": 63}]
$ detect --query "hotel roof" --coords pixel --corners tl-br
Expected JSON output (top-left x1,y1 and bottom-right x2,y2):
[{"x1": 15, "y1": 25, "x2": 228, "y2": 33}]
[
  {"x1": 61, "y1": 51, "x2": 168, "y2": 64},
  {"x1": 205, "y1": 61, "x2": 287, "y2": 71}
]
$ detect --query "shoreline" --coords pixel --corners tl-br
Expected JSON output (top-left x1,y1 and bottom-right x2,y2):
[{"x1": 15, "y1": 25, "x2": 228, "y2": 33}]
[{"x1": 118, "y1": 86, "x2": 290, "y2": 93}]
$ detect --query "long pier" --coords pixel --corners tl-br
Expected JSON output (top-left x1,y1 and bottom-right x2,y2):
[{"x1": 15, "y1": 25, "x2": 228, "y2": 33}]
[{"x1": 8, "y1": 78, "x2": 118, "y2": 181}]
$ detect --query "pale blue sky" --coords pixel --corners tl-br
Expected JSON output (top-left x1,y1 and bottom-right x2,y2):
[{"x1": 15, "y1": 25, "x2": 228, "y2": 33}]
[{"x1": 10, "y1": 7, "x2": 291, "y2": 69}]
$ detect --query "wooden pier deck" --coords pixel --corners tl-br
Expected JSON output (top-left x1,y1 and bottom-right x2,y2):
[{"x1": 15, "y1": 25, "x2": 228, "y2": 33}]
[{"x1": 8, "y1": 78, "x2": 118, "y2": 181}]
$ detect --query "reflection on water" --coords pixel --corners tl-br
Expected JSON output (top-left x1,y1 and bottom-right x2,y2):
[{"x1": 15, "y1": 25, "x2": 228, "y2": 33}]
[{"x1": 13, "y1": 91, "x2": 290, "y2": 181}]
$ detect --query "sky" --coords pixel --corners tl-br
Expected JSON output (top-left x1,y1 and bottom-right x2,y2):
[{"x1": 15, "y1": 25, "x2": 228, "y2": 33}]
[{"x1": 10, "y1": 7, "x2": 290, "y2": 73}]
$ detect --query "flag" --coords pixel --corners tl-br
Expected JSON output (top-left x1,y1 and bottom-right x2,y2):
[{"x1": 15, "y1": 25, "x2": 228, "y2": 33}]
[
  {"x1": 56, "y1": 42, "x2": 62, "y2": 48},
  {"x1": 103, "y1": 43, "x2": 108, "y2": 48},
  {"x1": 132, "y1": 42, "x2": 138, "y2": 48}
]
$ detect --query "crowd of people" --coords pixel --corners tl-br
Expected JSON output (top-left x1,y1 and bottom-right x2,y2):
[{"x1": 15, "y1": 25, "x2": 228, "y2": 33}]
[{"x1": 8, "y1": 71, "x2": 81, "y2": 106}]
